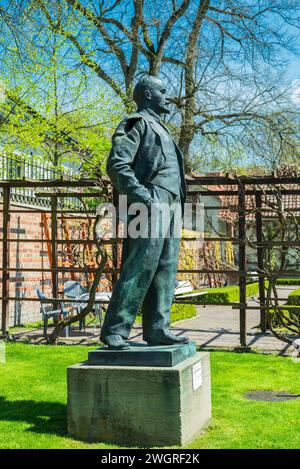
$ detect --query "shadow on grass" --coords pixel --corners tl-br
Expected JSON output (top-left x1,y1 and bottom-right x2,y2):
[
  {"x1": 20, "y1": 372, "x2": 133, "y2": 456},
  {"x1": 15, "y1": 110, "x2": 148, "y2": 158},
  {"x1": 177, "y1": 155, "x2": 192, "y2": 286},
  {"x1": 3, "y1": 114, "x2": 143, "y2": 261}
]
[
  {"x1": 0, "y1": 395, "x2": 158, "y2": 448},
  {"x1": 0, "y1": 395, "x2": 67, "y2": 437}
]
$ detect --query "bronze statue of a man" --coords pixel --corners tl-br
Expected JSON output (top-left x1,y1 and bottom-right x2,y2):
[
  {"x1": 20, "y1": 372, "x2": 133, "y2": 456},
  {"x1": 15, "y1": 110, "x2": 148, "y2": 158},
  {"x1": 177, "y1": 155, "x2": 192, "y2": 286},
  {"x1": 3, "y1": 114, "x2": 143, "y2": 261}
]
[{"x1": 100, "y1": 75, "x2": 189, "y2": 349}]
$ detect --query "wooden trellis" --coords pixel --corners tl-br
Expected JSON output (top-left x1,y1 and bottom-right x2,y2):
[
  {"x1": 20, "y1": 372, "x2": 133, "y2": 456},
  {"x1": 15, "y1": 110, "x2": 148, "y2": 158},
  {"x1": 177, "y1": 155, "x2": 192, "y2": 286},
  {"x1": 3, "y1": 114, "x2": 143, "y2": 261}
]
[{"x1": 0, "y1": 175, "x2": 300, "y2": 346}]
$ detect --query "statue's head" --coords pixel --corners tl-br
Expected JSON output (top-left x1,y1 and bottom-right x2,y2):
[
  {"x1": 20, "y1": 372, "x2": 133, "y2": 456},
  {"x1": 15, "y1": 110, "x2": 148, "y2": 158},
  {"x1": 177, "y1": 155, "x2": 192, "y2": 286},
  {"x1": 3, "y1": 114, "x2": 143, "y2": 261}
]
[{"x1": 133, "y1": 75, "x2": 170, "y2": 115}]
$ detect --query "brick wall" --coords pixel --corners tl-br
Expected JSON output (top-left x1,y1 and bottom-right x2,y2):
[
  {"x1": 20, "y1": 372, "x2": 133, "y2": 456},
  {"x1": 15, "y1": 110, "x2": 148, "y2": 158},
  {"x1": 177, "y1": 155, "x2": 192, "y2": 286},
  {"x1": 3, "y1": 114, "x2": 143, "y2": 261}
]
[
  {"x1": 0, "y1": 203, "x2": 54, "y2": 326},
  {"x1": 0, "y1": 202, "x2": 113, "y2": 327},
  {"x1": 0, "y1": 201, "x2": 200, "y2": 327}
]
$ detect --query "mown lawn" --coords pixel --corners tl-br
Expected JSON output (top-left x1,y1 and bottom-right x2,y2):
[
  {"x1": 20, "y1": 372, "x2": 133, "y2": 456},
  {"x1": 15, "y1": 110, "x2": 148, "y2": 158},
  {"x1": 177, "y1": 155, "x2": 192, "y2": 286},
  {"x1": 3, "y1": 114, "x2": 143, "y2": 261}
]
[{"x1": 0, "y1": 342, "x2": 299, "y2": 449}]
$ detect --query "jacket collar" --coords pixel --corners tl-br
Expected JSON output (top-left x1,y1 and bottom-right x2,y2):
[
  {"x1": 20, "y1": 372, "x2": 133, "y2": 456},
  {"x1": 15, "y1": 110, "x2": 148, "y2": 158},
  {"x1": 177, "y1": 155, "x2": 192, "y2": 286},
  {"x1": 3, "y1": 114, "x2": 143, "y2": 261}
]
[
  {"x1": 138, "y1": 108, "x2": 173, "y2": 135},
  {"x1": 137, "y1": 109, "x2": 184, "y2": 164},
  {"x1": 138, "y1": 108, "x2": 161, "y2": 124},
  {"x1": 144, "y1": 108, "x2": 162, "y2": 123}
]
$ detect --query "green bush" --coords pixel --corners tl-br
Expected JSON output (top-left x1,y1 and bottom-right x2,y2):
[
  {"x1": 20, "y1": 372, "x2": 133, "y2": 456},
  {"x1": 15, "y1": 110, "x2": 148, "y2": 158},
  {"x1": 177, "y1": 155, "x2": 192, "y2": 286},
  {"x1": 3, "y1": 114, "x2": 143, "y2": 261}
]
[
  {"x1": 287, "y1": 288, "x2": 300, "y2": 305},
  {"x1": 170, "y1": 303, "x2": 197, "y2": 322},
  {"x1": 195, "y1": 286, "x2": 240, "y2": 304},
  {"x1": 276, "y1": 278, "x2": 300, "y2": 286},
  {"x1": 246, "y1": 282, "x2": 261, "y2": 297},
  {"x1": 269, "y1": 289, "x2": 300, "y2": 330},
  {"x1": 136, "y1": 303, "x2": 197, "y2": 324},
  {"x1": 193, "y1": 282, "x2": 259, "y2": 305}
]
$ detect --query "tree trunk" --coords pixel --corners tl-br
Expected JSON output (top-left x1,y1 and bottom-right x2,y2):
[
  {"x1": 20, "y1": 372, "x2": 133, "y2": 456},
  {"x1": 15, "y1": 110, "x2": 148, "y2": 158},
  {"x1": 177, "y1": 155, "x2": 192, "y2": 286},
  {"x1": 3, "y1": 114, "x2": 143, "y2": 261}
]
[{"x1": 179, "y1": 0, "x2": 210, "y2": 173}]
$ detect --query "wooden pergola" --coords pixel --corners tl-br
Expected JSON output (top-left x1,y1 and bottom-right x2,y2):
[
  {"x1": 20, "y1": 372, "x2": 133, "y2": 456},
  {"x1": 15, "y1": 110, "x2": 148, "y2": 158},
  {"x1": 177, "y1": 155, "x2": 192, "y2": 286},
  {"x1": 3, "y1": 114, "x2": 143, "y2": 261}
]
[{"x1": 1, "y1": 174, "x2": 300, "y2": 346}]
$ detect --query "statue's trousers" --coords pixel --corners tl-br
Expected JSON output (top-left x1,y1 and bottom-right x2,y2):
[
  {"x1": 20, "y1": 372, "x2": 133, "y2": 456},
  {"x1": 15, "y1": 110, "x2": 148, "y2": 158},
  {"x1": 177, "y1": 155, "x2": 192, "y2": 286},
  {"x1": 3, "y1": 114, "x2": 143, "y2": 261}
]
[{"x1": 100, "y1": 185, "x2": 182, "y2": 342}]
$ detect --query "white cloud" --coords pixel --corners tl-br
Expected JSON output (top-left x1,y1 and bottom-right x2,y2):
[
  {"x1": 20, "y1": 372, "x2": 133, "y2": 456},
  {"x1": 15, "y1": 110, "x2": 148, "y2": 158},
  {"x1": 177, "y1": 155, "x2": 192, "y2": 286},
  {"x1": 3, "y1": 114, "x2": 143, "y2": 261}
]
[{"x1": 291, "y1": 79, "x2": 300, "y2": 107}]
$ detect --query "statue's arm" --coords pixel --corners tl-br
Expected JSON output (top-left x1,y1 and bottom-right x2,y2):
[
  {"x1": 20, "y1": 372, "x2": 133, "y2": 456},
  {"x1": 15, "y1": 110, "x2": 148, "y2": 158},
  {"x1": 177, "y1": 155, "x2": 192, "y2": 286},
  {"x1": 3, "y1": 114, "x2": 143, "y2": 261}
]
[{"x1": 106, "y1": 117, "x2": 153, "y2": 205}]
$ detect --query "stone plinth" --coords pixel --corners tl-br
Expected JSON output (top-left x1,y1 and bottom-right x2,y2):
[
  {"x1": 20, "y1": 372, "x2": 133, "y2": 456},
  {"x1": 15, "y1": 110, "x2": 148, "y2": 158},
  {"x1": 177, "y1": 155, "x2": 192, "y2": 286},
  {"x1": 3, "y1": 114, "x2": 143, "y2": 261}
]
[
  {"x1": 67, "y1": 352, "x2": 211, "y2": 447},
  {"x1": 88, "y1": 341, "x2": 197, "y2": 367}
]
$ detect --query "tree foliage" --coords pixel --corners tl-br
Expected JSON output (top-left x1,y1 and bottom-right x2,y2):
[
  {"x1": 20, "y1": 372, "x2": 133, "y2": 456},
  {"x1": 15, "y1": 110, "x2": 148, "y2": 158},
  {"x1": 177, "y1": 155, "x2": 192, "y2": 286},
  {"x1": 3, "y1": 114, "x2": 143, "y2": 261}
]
[
  {"x1": 0, "y1": 1, "x2": 300, "y2": 172},
  {"x1": 0, "y1": 3, "x2": 121, "y2": 175}
]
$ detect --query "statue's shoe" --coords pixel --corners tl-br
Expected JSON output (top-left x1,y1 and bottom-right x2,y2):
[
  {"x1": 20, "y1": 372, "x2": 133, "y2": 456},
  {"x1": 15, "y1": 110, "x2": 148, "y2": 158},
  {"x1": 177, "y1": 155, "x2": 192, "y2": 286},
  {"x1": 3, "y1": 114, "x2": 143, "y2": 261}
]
[
  {"x1": 147, "y1": 333, "x2": 189, "y2": 346},
  {"x1": 101, "y1": 334, "x2": 130, "y2": 350}
]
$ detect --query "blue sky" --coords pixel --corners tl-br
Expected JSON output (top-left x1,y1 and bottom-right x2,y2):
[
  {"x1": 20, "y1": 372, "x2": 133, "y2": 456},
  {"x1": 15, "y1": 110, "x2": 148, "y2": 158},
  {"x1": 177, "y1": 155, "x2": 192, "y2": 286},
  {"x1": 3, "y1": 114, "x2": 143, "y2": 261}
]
[
  {"x1": 288, "y1": 62, "x2": 300, "y2": 107},
  {"x1": 287, "y1": 53, "x2": 300, "y2": 81},
  {"x1": 282, "y1": 22, "x2": 300, "y2": 106}
]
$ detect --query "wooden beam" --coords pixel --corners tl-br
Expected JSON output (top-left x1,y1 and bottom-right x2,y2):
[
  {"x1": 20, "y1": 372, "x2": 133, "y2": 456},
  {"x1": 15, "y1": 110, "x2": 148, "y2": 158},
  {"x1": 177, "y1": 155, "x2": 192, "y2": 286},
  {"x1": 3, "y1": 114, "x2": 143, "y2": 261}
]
[
  {"x1": 51, "y1": 196, "x2": 58, "y2": 308},
  {"x1": 190, "y1": 189, "x2": 300, "y2": 196},
  {"x1": 0, "y1": 178, "x2": 109, "y2": 188},
  {"x1": 1, "y1": 187, "x2": 11, "y2": 337},
  {"x1": 111, "y1": 188, "x2": 119, "y2": 287},
  {"x1": 186, "y1": 176, "x2": 300, "y2": 185},
  {"x1": 255, "y1": 193, "x2": 267, "y2": 332},
  {"x1": 238, "y1": 183, "x2": 247, "y2": 347}
]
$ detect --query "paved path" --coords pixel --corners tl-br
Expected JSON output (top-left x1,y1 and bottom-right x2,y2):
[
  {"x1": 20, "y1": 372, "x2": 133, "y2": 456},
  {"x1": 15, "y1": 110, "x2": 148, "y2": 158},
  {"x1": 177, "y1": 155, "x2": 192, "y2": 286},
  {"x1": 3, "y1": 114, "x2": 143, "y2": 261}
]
[
  {"x1": 185, "y1": 286, "x2": 297, "y2": 354},
  {"x1": 128, "y1": 286, "x2": 297, "y2": 355},
  {"x1": 10, "y1": 286, "x2": 298, "y2": 355}
]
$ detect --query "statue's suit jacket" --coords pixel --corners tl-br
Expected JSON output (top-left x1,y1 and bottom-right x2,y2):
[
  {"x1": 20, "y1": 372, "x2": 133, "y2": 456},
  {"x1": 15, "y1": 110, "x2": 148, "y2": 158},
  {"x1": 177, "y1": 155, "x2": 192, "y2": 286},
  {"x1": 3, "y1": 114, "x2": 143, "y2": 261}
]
[
  {"x1": 102, "y1": 109, "x2": 186, "y2": 341},
  {"x1": 106, "y1": 109, "x2": 187, "y2": 208}
]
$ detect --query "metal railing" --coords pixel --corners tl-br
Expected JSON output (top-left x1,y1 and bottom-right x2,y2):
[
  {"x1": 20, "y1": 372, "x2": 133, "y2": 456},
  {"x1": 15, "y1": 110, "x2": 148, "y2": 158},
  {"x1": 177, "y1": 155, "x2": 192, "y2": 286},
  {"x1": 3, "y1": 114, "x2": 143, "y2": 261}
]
[{"x1": 0, "y1": 151, "x2": 82, "y2": 209}]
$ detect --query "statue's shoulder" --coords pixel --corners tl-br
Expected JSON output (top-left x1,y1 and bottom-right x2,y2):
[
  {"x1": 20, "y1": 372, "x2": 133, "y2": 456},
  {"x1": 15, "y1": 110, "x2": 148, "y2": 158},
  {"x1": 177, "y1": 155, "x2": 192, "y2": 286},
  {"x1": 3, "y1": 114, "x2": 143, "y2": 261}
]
[
  {"x1": 117, "y1": 112, "x2": 146, "y2": 134},
  {"x1": 125, "y1": 111, "x2": 144, "y2": 121},
  {"x1": 123, "y1": 111, "x2": 147, "y2": 126}
]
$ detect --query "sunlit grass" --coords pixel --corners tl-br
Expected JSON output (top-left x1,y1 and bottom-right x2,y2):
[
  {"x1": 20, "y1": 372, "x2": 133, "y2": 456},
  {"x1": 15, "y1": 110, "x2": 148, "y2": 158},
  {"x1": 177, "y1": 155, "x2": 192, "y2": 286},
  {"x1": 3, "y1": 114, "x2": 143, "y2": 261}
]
[{"x1": 0, "y1": 343, "x2": 299, "y2": 449}]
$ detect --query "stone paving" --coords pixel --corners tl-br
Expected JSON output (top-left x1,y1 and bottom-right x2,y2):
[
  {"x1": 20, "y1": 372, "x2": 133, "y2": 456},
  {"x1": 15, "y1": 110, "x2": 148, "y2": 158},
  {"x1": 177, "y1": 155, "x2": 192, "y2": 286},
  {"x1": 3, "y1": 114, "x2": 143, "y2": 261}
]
[
  {"x1": 10, "y1": 286, "x2": 298, "y2": 355},
  {"x1": 129, "y1": 286, "x2": 296, "y2": 355}
]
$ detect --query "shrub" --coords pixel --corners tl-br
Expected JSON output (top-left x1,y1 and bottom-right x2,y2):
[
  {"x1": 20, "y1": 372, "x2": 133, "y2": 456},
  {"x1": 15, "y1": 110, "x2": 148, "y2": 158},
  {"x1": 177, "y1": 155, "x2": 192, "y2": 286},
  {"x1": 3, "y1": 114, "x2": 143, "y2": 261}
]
[
  {"x1": 276, "y1": 278, "x2": 300, "y2": 286},
  {"x1": 246, "y1": 282, "x2": 261, "y2": 297},
  {"x1": 136, "y1": 303, "x2": 197, "y2": 324},
  {"x1": 287, "y1": 288, "x2": 300, "y2": 305},
  {"x1": 170, "y1": 303, "x2": 197, "y2": 322},
  {"x1": 193, "y1": 282, "x2": 259, "y2": 305},
  {"x1": 269, "y1": 289, "x2": 300, "y2": 330}
]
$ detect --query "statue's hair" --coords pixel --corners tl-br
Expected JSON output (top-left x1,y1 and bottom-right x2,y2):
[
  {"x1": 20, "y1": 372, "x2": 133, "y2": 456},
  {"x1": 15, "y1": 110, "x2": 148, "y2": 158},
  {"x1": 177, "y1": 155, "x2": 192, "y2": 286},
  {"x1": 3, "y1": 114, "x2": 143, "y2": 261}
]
[{"x1": 133, "y1": 74, "x2": 162, "y2": 106}]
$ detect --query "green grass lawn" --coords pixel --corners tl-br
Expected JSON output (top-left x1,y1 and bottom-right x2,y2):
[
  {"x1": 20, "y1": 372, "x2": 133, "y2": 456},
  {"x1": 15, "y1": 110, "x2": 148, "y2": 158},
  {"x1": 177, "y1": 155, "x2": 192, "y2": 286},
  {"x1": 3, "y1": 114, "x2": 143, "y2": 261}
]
[{"x1": 0, "y1": 342, "x2": 299, "y2": 449}]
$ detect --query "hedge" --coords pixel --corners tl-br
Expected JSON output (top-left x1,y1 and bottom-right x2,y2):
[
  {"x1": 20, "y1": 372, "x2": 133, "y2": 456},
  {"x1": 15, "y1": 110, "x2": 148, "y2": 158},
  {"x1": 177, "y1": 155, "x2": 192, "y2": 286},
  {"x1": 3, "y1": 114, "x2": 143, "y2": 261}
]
[
  {"x1": 287, "y1": 288, "x2": 300, "y2": 305},
  {"x1": 276, "y1": 278, "x2": 300, "y2": 286},
  {"x1": 269, "y1": 288, "x2": 300, "y2": 329},
  {"x1": 193, "y1": 282, "x2": 259, "y2": 305},
  {"x1": 136, "y1": 303, "x2": 197, "y2": 324},
  {"x1": 170, "y1": 303, "x2": 197, "y2": 322}
]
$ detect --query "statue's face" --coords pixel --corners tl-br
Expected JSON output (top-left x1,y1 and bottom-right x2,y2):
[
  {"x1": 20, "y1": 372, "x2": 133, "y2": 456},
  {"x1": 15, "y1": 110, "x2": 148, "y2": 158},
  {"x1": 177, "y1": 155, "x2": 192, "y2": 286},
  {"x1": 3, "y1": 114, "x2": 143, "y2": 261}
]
[{"x1": 144, "y1": 78, "x2": 171, "y2": 115}]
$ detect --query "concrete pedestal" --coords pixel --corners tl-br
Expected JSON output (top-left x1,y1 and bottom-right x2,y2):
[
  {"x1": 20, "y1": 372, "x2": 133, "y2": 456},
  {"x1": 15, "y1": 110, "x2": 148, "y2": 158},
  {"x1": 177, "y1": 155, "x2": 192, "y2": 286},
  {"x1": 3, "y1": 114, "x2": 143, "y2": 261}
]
[{"x1": 67, "y1": 352, "x2": 211, "y2": 447}]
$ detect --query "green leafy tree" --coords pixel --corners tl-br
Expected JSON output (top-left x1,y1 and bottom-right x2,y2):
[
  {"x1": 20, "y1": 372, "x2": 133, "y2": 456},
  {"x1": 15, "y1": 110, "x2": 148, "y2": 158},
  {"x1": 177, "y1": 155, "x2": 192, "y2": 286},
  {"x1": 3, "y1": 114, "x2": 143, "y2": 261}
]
[
  {"x1": 0, "y1": 8, "x2": 121, "y2": 176},
  {"x1": 4, "y1": 0, "x2": 298, "y2": 172}
]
